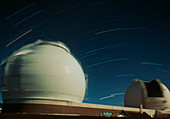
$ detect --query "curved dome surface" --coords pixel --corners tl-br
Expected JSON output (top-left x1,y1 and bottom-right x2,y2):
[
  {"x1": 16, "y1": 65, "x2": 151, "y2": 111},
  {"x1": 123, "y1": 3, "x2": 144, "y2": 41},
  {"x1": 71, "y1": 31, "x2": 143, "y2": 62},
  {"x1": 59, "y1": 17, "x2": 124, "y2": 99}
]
[
  {"x1": 124, "y1": 79, "x2": 170, "y2": 110},
  {"x1": 2, "y1": 40, "x2": 85, "y2": 103}
]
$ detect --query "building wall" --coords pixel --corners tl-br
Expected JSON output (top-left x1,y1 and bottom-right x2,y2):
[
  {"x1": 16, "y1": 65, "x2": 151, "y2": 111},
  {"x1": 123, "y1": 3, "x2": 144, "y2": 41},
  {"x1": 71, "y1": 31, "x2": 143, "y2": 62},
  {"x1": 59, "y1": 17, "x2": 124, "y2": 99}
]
[
  {"x1": 2, "y1": 100, "x2": 155, "y2": 117},
  {"x1": 2, "y1": 103, "x2": 120, "y2": 117}
]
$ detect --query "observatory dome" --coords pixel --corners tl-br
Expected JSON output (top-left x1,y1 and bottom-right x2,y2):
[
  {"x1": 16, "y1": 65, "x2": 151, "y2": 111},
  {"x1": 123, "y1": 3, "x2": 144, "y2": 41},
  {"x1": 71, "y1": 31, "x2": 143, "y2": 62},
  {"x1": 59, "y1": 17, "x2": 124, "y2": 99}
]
[
  {"x1": 124, "y1": 79, "x2": 170, "y2": 110},
  {"x1": 1, "y1": 40, "x2": 85, "y2": 104}
]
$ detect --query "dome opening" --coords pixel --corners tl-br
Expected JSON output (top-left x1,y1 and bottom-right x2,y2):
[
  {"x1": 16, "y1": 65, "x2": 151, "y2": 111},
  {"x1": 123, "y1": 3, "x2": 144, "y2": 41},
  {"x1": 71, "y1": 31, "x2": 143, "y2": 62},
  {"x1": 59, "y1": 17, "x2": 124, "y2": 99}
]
[{"x1": 144, "y1": 80, "x2": 163, "y2": 97}]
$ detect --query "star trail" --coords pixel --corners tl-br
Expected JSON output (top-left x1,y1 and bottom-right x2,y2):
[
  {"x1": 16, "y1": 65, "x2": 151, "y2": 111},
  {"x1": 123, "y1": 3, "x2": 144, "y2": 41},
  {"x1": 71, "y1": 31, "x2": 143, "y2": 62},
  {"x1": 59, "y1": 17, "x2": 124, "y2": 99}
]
[
  {"x1": 99, "y1": 93, "x2": 125, "y2": 100},
  {"x1": 5, "y1": 2, "x2": 36, "y2": 20},
  {"x1": 87, "y1": 58, "x2": 129, "y2": 68},
  {"x1": 15, "y1": 10, "x2": 43, "y2": 26},
  {"x1": 0, "y1": 0, "x2": 170, "y2": 106},
  {"x1": 6, "y1": 29, "x2": 32, "y2": 47}
]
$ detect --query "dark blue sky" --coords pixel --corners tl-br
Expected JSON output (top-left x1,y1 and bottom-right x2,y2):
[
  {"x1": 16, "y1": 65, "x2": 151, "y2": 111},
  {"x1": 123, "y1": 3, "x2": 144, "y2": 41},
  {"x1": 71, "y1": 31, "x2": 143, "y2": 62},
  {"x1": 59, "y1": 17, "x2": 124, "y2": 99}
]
[{"x1": 0, "y1": 0, "x2": 170, "y2": 106}]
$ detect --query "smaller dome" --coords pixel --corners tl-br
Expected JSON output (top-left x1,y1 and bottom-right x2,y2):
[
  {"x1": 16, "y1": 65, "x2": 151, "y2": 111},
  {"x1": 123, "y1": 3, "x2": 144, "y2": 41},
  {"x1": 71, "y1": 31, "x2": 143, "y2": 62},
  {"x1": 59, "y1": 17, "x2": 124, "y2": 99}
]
[{"x1": 124, "y1": 79, "x2": 170, "y2": 110}]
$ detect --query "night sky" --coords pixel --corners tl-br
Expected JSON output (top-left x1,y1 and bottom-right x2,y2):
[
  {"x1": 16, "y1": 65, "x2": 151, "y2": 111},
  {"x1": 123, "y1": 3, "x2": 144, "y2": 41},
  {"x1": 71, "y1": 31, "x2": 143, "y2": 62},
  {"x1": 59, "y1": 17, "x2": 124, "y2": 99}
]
[{"x1": 0, "y1": 0, "x2": 170, "y2": 106}]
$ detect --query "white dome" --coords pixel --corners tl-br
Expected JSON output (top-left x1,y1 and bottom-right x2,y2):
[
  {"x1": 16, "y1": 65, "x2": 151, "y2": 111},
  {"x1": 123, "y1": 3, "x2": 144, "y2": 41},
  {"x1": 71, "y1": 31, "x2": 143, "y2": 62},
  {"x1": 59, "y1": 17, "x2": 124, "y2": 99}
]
[
  {"x1": 124, "y1": 79, "x2": 170, "y2": 110},
  {"x1": 2, "y1": 40, "x2": 85, "y2": 103}
]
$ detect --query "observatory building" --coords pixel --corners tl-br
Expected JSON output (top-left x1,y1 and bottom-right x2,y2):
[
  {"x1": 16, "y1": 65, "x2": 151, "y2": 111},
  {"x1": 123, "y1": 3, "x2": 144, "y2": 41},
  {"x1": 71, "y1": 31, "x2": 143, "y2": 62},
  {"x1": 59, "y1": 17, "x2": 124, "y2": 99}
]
[
  {"x1": 0, "y1": 40, "x2": 170, "y2": 118},
  {"x1": 1, "y1": 40, "x2": 86, "y2": 112},
  {"x1": 124, "y1": 79, "x2": 170, "y2": 110}
]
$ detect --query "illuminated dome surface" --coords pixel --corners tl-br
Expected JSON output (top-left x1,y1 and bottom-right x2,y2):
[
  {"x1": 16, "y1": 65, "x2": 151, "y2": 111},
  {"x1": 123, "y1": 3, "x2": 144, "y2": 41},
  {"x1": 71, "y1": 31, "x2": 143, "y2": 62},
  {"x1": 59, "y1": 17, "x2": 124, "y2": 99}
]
[
  {"x1": 2, "y1": 40, "x2": 85, "y2": 103},
  {"x1": 124, "y1": 79, "x2": 170, "y2": 110}
]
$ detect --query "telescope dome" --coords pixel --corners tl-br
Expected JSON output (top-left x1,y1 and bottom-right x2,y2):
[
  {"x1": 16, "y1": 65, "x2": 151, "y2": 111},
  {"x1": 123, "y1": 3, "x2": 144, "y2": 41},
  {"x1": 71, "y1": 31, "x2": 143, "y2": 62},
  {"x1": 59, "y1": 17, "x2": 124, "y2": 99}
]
[
  {"x1": 124, "y1": 79, "x2": 170, "y2": 110},
  {"x1": 2, "y1": 40, "x2": 85, "y2": 104}
]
